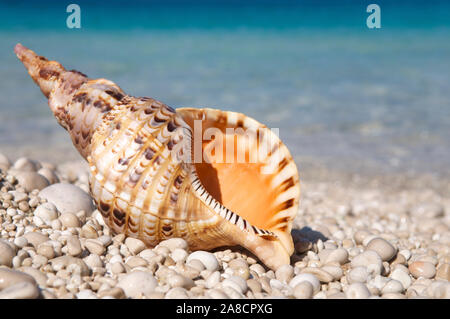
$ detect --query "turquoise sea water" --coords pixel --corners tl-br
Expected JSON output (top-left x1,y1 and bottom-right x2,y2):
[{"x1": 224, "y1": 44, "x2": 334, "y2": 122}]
[{"x1": 0, "y1": 1, "x2": 449, "y2": 176}]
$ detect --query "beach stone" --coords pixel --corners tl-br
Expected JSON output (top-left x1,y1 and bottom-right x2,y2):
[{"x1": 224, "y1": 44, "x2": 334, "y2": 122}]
[
  {"x1": 390, "y1": 268, "x2": 412, "y2": 289},
  {"x1": 275, "y1": 264, "x2": 294, "y2": 283},
  {"x1": 125, "y1": 237, "x2": 146, "y2": 255},
  {"x1": 382, "y1": 293, "x2": 407, "y2": 299},
  {"x1": 427, "y1": 281, "x2": 450, "y2": 299},
  {"x1": 436, "y1": 263, "x2": 450, "y2": 281},
  {"x1": 187, "y1": 251, "x2": 219, "y2": 271},
  {"x1": 168, "y1": 274, "x2": 194, "y2": 289},
  {"x1": 50, "y1": 256, "x2": 89, "y2": 276},
  {"x1": 409, "y1": 261, "x2": 436, "y2": 279},
  {"x1": 324, "y1": 248, "x2": 349, "y2": 265},
  {"x1": 59, "y1": 213, "x2": 80, "y2": 228},
  {"x1": 165, "y1": 287, "x2": 188, "y2": 299},
  {"x1": 13, "y1": 157, "x2": 41, "y2": 171},
  {"x1": 351, "y1": 250, "x2": 383, "y2": 275},
  {"x1": 289, "y1": 273, "x2": 320, "y2": 294},
  {"x1": 14, "y1": 171, "x2": 49, "y2": 192},
  {"x1": 117, "y1": 271, "x2": 157, "y2": 298},
  {"x1": 0, "y1": 281, "x2": 40, "y2": 299},
  {"x1": 23, "y1": 232, "x2": 49, "y2": 248},
  {"x1": 345, "y1": 283, "x2": 371, "y2": 299},
  {"x1": 158, "y1": 238, "x2": 188, "y2": 252},
  {"x1": 381, "y1": 279, "x2": 404, "y2": 294},
  {"x1": 83, "y1": 254, "x2": 103, "y2": 269},
  {"x1": 19, "y1": 267, "x2": 48, "y2": 286},
  {"x1": 347, "y1": 266, "x2": 369, "y2": 284},
  {"x1": 222, "y1": 276, "x2": 248, "y2": 294},
  {"x1": 66, "y1": 236, "x2": 82, "y2": 257},
  {"x1": 247, "y1": 279, "x2": 262, "y2": 293},
  {"x1": 171, "y1": 248, "x2": 188, "y2": 263},
  {"x1": 111, "y1": 262, "x2": 125, "y2": 274},
  {"x1": 37, "y1": 243, "x2": 55, "y2": 259},
  {"x1": 34, "y1": 203, "x2": 59, "y2": 224},
  {"x1": 301, "y1": 267, "x2": 334, "y2": 283},
  {"x1": 293, "y1": 281, "x2": 313, "y2": 299},
  {"x1": 76, "y1": 290, "x2": 98, "y2": 299},
  {"x1": 84, "y1": 240, "x2": 105, "y2": 255},
  {"x1": 206, "y1": 271, "x2": 221, "y2": 289},
  {"x1": 0, "y1": 240, "x2": 15, "y2": 267},
  {"x1": 14, "y1": 237, "x2": 28, "y2": 249},
  {"x1": 366, "y1": 238, "x2": 397, "y2": 261},
  {"x1": 321, "y1": 265, "x2": 343, "y2": 280},
  {"x1": 39, "y1": 183, "x2": 95, "y2": 215},
  {"x1": 98, "y1": 287, "x2": 125, "y2": 299},
  {"x1": 37, "y1": 168, "x2": 59, "y2": 184},
  {"x1": 410, "y1": 202, "x2": 444, "y2": 218},
  {"x1": 126, "y1": 256, "x2": 148, "y2": 268},
  {"x1": 354, "y1": 230, "x2": 371, "y2": 245},
  {"x1": 0, "y1": 268, "x2": 37, "y2": 291}
]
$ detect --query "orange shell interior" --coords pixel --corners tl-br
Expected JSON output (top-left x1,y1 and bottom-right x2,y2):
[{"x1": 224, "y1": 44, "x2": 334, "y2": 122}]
[{"x1": 180, "y1": 109, "x2": 283, "y2": 231}]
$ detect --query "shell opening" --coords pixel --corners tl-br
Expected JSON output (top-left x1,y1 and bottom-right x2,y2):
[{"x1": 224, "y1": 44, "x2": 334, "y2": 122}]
[{"x1": 179, "y1": 108, "x2": 299, "y2": 235}]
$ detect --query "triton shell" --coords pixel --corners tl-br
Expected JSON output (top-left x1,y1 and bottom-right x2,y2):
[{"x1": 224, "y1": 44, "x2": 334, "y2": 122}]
[{"x1": 14, "y1": 43, "x2": 300, "y2": 270}]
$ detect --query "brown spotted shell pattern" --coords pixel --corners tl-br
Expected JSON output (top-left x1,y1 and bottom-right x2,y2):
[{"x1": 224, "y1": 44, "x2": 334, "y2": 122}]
[{"x1": 15, "y1": 43, "x2": 300, "y2": 270}]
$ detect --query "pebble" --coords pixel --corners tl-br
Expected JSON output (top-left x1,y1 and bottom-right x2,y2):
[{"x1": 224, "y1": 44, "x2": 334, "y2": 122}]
[
  {"x1": 289, "y1": 273, "x2": 320, "y2": 294},
  {"x1": 436, "y1": 264, "x2": 450, "y2": 281},
  {"x1": 165, "y1": 287, "x2": 189, "y2": 299},
  {"x1": 125, "y1": 237, "x2": 146, "y2": 255},
  {"x1": 293, "y1": 281, "x2": 314, "y2": 299},
  {"x1": 59, "y1": 213, "x2": 80, "y2": 228},
  {"x1": 111, "y1": 262, "x2": 126, "y2": 274},
  {"x1": 171, "y1": 248, "x2": 188, "y2": 263},
  {"x1": 345, "y1": 283, "x2": 371, "y2": 299},
  {"x1": 117, "y1": 271, "x2": 157, "y2": 298},
  {"x1": 381, "y1": 279, "x2": 404, "y2": 294},
  {"x1": 301, "y1": 267, "x2": 334, "y2": 283},
  {"x1": 97, "y1": 287, "x2": 125, "y2": 299},
  {"x1": 275, "y1": 264, "x2": 294, "y2": 283},
  {"x1": 354, "y1": 230, "x2": 371, "y2": 245},
  {"x1": 37, "y1": 168, "x2": 59, "y2": 184},
  {"x1": 0, "y1": 153, "x2": 11, "y2": 170},
  {"x1": 206, "y1": 271, "x2": 221, "y2": 289},
  {"x1": 187, "y1": 251, "x2": 219, "y2": 271},
  {"x1": 23, "y1": 232, "x2": 49, "y2": 248},
  {"x1": 0, "y1": 240, "x2": 15, "y2": 267},
  {"x1": 76, "y1": 290, "x2": 98, "y2": 299},
  {"x1": 158, "y1": 238, "x2": 188, "y2": 252},
  {"x1": 37, "y1": 243, "x2": 55, "y2": 259},
  {"x1": 34, "y1": 203, "x2": 59, "y2": 224},
  {"x1": 0, "y1": 268, "x2": 37, "y2": 291},
  {"x1": 366, "y1": 238, "x2": 397, "y2": 261},
  {"x1": 321, "y1": 264, "x2": 343, "y2": 280},
  {"x1": 19, "y1": 266, "x2": 48, "y2": 286},
  {"x1": 39, "y1": 183, "x2": 95, "y2": 215},
  {"x1": 13, "y1": 171, "x2": 49, "y2": 192},
  {"x1": 409, "y1": 261, "x2": 436, "y2": 279},
  {"x1": 66, "y1": 236, "x2": 82, "y2": 257},
  {"x1": 50, "y1": 256, "x2": 90, "y2": 276},
  {"x1": 126, "y1": 256, "x2": 148, "y2": 268},
  {"x1": 84, "y1": 239, "x2": 105, "y2": 255},
  {"x1": 347, "y1": 266, "x2": 369, "y2": 283},
  {"x1": 351, "y1": 250, "x2": 383, "y2": 275},
  {"x1": 168, "y1": 274, "x2": 195, "y2": 289},
  {"x1": 222, "y1": 276, "x2": 248, "y2": 294},
  {"x1": 246, "y1": 279, "x2": 262, "y2": 293},
  {"x1": 0, "y1": 281, "x2": 40, "y2": 299},
  {"x1": 410, "y1": 202, "x2": 444, "y2": 219},
  {"x1": 324, "y1": 248, "x2": 349, "y2": 265},
  {"x1": 390, "y1": 268, "x2": 412, "y2": 289}
]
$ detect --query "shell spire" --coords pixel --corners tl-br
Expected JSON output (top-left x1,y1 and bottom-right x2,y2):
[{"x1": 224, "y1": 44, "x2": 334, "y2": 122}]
[{"x1": 15, "y1": 44, "x2": 300, "y2": 270}]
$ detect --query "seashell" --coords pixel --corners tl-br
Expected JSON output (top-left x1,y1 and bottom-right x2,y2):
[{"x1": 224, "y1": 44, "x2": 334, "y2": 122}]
[{"x1": 14, "y1": 43, "x2": 300, "y2": 270}]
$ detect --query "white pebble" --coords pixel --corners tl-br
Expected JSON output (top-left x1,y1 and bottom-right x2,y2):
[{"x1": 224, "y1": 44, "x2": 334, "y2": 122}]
[
  {"x1": 345, "y1": 283, "x2": 371, "y2": 299},
  {"x1": 289, "y1": 273, "x2": 320, "y2": 294},
  {"x1": 390, "y1": 269, "x2": 412, "y2": 289},
  {"x1": 293, "y1": 281, "x2": 313, "y2": 299},
  {"x1": 351, "y1": 250, "x2": 383, "y2": 275},
  {"x1": 381, "y1": 279, "x2": 404, "y2": 294},
  {"x1": 171, "y1": 248, "x2": 188, "y2": 263},
  {"x1": 366, "y1": 238, "x2": 397, "y2": 261},
  {"x1": 117, "y1": 271, "x2": 157, "y2": 298},
  {"x1": 34, "y1": 202, "x2": 59, "y2": 224},
  {"x1": 187, "y1": 251, "x2": 219, "y2": 271},
  {"x1": 347, "y1": 266, "x2": 369, "y2": 283},
  {"x1": 125, "y1": 237, "x2": 146, "y2": 255}
]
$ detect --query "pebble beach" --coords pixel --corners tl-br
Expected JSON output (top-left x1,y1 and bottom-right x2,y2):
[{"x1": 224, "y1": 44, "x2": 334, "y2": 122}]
[{"x1": 0, "y1": 153, "x2": 449, "y2": 299}]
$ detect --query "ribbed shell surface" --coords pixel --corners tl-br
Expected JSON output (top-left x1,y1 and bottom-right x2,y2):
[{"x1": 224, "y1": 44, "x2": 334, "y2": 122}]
[{"x1": 88, "y1": 96, "x2": 233, "y2": 249}]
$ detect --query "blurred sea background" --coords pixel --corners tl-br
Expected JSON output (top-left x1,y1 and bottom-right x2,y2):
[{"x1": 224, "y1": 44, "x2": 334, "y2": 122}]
[{"x1": 0, "y1": 0, "x2": 449, "y2": 181}]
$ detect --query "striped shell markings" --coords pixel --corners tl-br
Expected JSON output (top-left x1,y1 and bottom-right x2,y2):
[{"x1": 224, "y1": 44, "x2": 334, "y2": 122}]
[{"x1": 14, "y1": 43, "x2": 300, "y2": 270}]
